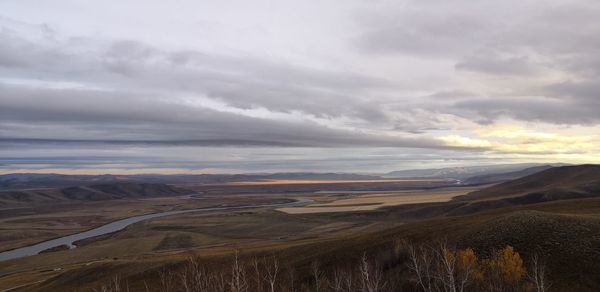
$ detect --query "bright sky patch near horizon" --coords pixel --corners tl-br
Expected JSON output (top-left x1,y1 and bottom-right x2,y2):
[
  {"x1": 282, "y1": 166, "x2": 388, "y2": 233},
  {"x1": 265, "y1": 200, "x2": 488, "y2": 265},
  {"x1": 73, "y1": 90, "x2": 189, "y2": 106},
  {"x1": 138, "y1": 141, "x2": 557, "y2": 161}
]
[{"x1": 1, "y1": 0, "x2": 599, "y2": 175}]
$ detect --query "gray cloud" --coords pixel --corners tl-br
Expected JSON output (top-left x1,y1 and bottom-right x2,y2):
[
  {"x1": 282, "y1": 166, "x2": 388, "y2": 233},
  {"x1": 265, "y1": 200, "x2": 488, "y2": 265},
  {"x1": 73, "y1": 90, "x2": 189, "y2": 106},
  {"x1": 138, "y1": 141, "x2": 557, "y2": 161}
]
[
  {"x1": 0, "y1": 29, "x2": 392, "y2": 121},
  {"x1": 353, "y1": 0, "x2": 600, "y2": 125},
  {"x1": 425, "y1": 90, "x2": 478, "y2": 100},
  {"x1": 455, "y1": 54, "x2": 540, "y2": 76},
  {"x1": 355, "y1": 3, "x2": 493, "y2": 57},
  {"x1": 0, "y1": 139, "x2": 493, "y2": 174},
  {"x1": 452, "y1": 97, "x2": 600, "y2": 125},
  {"x1": 545, "y1": 81, "x2": 600, "y2": 101},
  {"x1": 0, "y1": 23, "x2": 437, "y2": 151}
]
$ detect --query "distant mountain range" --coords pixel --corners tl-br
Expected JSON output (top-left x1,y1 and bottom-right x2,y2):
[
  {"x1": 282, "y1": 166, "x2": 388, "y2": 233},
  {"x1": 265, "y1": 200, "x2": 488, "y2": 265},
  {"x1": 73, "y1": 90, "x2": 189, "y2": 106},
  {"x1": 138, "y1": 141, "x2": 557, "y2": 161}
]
[
  {"x1": 385, "y1": 163, "x2": 568, "y2": 180},
  {"x1": 0, "y1": 172, "x2": 382, "y2": 190}
]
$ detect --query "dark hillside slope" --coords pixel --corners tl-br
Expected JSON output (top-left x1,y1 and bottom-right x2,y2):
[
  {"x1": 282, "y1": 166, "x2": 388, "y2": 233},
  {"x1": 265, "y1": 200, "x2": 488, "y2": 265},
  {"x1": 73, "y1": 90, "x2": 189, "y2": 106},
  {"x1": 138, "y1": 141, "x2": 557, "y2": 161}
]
[
  {"x1": 62, "y1": 183, "x2": 191, "y2": 200},
  {"x1": 461, "y1": 165, "x2": 554, "y2": 185},
  {"x1": 0, "y1": 183, "x2": 192, "y2": 206},
  {"x1": 0, "y1": 174, "x2": 142, "y2": 189},
  {"x1": 353, "y1": 165, "x2": 600, "y2": 218},
  {"x1": 437, "y1": 165, "x2": 600, "y2": 215},
  {"x1": 460, "y1": 210, "x2": 600, "y2": 290},
  {"x1": 304, "y1": 198, "x2": 600, "y2": 291},
  {"x1": 0, "y1": 188, "x2": 65, "y2": 206},
  {"x1": 460, "y1": 164, "x2": 600, "y2": 201}
]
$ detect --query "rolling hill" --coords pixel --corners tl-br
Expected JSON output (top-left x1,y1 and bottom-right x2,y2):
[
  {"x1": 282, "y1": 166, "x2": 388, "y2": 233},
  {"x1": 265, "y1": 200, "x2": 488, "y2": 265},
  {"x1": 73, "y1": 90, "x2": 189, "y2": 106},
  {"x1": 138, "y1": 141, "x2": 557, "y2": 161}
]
[
  {"x1": 443, "y1": 164, "x2": 600, "y2": 215},
  {"x1": 0, "y1": 183, "x2": 193, "y2": 206},
  {"x1": 461, "y1": 164, "x2": 600, "y2": 201},
  {"x1": 461, "y1": 165, "x2": 554, "y2": 185},
  {"x1": 0, "y1": 173, "x2": 384, "y2": 190},
  {"x1": 385, "y1": 163, "x2": 558, "y2": 179}
]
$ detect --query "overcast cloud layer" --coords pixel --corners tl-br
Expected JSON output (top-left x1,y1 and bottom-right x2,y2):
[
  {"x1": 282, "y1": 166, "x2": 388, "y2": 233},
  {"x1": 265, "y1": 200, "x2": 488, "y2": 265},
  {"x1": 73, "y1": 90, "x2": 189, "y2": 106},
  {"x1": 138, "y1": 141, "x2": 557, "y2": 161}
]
[{"x1": 1, "y1": 0, "x2": 599, "y2": 174}]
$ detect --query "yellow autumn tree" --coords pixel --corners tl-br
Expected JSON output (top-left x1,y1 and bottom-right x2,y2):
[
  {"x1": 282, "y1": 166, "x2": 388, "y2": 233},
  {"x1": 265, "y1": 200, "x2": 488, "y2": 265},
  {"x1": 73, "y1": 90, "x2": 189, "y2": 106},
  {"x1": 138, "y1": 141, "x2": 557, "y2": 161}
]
[
  {"x1": 484, "y1": 245, "x2": 527, "y2": 292},
  {"x1": 456, "y1": 248, "x2": 484, "y2": 283},
  {"x1": 497, "y1": 246, "x2": 526, "y2": 284}
]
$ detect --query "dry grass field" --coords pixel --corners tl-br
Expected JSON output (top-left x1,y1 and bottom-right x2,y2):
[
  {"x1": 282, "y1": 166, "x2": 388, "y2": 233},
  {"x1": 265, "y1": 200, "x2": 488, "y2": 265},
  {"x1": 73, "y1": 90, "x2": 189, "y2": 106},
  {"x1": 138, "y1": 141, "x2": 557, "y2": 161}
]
[
  {"x1": 278, "y1": 186, "x2": 479, "y2": 214},
  {"x1": 224, "y1": 178, "x2": 452, "y2": 186}
]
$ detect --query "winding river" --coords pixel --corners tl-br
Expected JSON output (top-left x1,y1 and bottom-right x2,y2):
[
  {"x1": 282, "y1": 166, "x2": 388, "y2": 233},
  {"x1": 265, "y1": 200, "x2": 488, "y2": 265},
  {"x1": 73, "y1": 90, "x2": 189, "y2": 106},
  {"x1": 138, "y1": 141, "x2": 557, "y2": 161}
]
[{"x1": 0, "y1": 198, "x2": 311, "y2": 262}]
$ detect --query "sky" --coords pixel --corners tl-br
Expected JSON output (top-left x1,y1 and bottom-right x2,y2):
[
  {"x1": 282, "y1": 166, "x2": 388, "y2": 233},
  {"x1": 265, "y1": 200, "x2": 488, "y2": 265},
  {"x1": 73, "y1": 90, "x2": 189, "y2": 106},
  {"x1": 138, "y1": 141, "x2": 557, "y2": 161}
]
[{"x1": 1, "y1": 0, "x2": 599, "y2": 174}]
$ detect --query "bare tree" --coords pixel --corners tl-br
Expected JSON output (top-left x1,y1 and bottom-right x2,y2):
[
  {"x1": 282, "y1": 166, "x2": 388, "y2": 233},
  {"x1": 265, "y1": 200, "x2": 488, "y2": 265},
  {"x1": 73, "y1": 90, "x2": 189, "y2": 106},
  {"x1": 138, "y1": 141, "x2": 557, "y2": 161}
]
[
  {"x1": 181, "y1": 257, "x2": 220, "y2": 292},
  {"x1": 252, "y1": 257, "x2": 264, "y2": 292},
  {"x1": 311, "y1": 260, "x2": 324, "y2": 292},
  {"x1": 528, "y1": 253, "x2": 550, "y2": 292},
  {"x1": 181, "y1": 258, "x2": 198, "y2": 292},
  {"x1": 93, "y1": 243, "x2": 548, "y2": 292},
  {"x1": 159, "y1": 268, "x2": 176, "y2": 292},
  {"x1": 330, "y1": 267, "x2": 346, "y2": 292},
  {"x1": 264, "y1": 256, "x2": 280, "y2": 292},
  {"x1": 285, "y1": 263, "x2": 297, "y2": 292},
  {"x1": 436, "y1": 242, "x2": 458, "y2": 292},
  {"x1": 407, "y1": 242, "x2": 481, "y2": 292},
  {"x1": 359, "y1": 253, "x2": 386, "y2": 292},
  {"x1": 213, "y1": 270, "x2": 227, "y2": 292},
  {"x1": 229, "y1": 251, "x2": 248, "y2": 292},
  {"x1": 94, "y1": 275, "x2": 128, "y2": 292},
  {"x1": 342, "y1": 266, "x2": 354, "y2": 292},
  {"x1": 407, "y1": 244, "x2": 435, "y2": 292}
]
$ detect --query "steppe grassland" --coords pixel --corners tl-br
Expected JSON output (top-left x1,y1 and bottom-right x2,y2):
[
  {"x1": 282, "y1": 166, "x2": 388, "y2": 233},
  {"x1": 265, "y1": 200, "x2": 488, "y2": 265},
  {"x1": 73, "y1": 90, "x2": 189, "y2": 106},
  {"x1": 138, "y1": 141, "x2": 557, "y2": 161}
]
[
  {"x1": 225, "y1": 178, "x2": 450, "y2": 185},
  {"x1": 278, "y1": 186, "x2": 480, "y2": 214}
]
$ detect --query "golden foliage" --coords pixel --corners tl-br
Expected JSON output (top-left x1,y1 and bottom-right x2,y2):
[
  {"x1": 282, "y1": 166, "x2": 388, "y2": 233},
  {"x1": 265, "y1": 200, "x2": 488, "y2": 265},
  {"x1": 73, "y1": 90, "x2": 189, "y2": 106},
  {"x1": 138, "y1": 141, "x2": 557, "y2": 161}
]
[
  {"x1": 487, "y1": 245, "x2": 526, "y2": 284},
  {"x1": 456, "y1": 248, "x2": 484, "y2": 283}
]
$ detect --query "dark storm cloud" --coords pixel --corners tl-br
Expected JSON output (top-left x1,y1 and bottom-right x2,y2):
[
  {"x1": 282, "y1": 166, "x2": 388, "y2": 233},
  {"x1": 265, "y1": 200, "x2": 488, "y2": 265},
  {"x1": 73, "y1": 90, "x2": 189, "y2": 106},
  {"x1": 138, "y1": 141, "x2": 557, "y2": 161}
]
[
  {"x1": 545, "y1": 81, "x2": 600, "y2": 101},
  {"x1": 452, "y1": 97, "x2": 600, "y2": 125},
  {"x1": 0, "y1": 23, "x2": 448, "y2": 150},
  {"x1": 0, "y1": 83, "x2": 450, "y2": 149}
]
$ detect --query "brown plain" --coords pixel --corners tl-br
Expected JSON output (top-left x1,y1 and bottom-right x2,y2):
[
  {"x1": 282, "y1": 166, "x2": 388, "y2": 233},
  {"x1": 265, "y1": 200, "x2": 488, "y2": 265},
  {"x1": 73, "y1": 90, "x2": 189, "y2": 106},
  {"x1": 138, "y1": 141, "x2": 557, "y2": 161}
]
[
  {"x1": 277, "y1": 186, "x2": 479, "y2": 214},
  {"x1": 225, "y1": 178, "x2": 452, "y2": 186}
]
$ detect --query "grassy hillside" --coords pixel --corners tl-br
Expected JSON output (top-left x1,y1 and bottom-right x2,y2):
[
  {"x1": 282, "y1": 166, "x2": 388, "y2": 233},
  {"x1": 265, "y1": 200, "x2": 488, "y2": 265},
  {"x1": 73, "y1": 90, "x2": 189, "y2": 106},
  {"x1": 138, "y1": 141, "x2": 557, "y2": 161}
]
[
  {"x1": 438, "y1": 165, "x2": 600, "y2": 215},
  {"x1": 461, "y1": 164, "x2": 600, "y2": 201}
]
